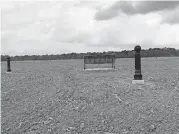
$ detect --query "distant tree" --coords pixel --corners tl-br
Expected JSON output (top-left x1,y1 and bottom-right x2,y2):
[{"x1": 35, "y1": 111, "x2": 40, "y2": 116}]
[{"x1": 1, "y1": 47, "x2": 179, "y2": 61}]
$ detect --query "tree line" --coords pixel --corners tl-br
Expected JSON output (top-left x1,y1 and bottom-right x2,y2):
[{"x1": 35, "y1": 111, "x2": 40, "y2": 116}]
[{"x1": 1, "y1": 47, "x2": 179, "y2": 61}]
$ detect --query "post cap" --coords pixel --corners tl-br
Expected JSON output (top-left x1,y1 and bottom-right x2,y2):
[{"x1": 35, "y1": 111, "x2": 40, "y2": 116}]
[
  {"x1": 134, "y1": 45, "x2": 141, "y2": 52},
  {"x1": 7, "y1": 57, "x2": 10, "y2": 60}
]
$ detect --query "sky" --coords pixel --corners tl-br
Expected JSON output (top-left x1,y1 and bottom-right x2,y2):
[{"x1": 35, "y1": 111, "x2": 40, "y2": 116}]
[{"x1": 1, "y1": 1, "x2": 179, "y2": 56}]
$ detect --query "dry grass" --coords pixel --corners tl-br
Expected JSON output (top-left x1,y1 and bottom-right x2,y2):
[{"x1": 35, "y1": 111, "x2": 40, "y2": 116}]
[{"x1": 1, "y1": 57, "x2": 179, "y2": 134}]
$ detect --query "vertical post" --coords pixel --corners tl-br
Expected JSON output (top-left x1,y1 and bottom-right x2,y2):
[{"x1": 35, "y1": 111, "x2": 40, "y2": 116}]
[
  {"x1": 134, "y1": 45, "x2": 142, "y2": 80},
  {"x1": 84, "y1": 57, "x2": 86, "y2": 70},
  {"x1": 114, "y1": 56, "x2": 115, "y2": 69},
  {"x1": 112, "y1": 58, "x2": 113, "y2": 69},
  {"x1": 155, "y1": 49, "x2": 157, "y2": 59},
  {"x1": 7, "y1": 56, "x2": 11, "y2": 72}
]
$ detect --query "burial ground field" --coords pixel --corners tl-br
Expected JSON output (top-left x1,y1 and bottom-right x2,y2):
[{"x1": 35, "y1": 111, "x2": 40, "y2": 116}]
[{"x1": 1, "y1": 57, "x2": 179, "y2": 134}]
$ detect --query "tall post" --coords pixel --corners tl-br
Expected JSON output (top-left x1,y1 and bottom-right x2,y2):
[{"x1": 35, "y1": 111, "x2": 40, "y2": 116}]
[
  {"x1": 114, "y1": 56, "x2": 115, "y2": 69},
  {"x1": 84, "y1": 57, "x2": 86, "y2": 70},
  {"x1": 112, "y1": 58, "x2": 113, "y2": 69},
  {"x1": 134, "y1": 45, "x2": 142, "y2": 80},
  {"x1": 132, "y1": 45, "x2": 144, "y2": 84},
  {"x1": 7, "y1": 56, "x2": 11, "y2": 72}
]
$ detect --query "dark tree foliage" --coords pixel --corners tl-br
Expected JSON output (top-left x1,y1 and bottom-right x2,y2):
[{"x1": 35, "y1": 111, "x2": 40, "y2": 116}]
[{"x1": 1, "y1": 47, "x2": 179, "y2": 61}]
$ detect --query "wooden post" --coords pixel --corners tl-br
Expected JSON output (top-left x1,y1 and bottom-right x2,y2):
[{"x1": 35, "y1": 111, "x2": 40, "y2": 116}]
[{"x1": 7, "y1": 57, "x2": 11, "y2": 72}]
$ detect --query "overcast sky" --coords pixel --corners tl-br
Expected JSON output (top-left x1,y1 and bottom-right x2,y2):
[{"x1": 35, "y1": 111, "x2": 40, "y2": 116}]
[{"x1": 1, "y1": 1, "x2": 179, "y2": 56}]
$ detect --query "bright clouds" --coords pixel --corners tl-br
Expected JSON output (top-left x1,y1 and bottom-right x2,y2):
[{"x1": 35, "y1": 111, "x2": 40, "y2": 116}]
[{"x1": 1, "y1": 1, "x2": 179, "y2": 56}]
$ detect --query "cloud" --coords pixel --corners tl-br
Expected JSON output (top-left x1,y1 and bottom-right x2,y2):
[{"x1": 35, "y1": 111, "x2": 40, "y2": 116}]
[
  {"x1": 135, "y1": 1, "x2": 179, "y2": 14},
  {"x1": 1, "y1": 1, "x2": 179, "y2": 56},
  {"x1": 95, "y1": 1, "x2": 179, "y2": 21},
  {"x1": 161, "y1": 7, "x2": 179, "y2": 25},
  {"x1": 90, "y1": 13, "x2": 179, "y2": 49},
  {"x1": 1, "y1": 1, "x2": 99, "y2": 55}
]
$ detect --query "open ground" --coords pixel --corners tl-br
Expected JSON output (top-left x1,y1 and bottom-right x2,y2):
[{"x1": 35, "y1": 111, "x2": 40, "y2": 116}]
[{"x1": 1, "y1": 57, "x2": 179, "y2": 134}]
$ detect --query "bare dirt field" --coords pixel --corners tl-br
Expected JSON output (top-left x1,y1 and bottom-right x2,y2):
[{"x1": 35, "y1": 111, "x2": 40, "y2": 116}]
[{"x1": 1, "y1": 57, "x2": 179, "y2": 134}]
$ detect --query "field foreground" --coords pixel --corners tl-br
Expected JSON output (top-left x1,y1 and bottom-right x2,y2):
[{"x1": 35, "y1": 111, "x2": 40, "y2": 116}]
[{"x1": 1, "y1": 58, "x2": 179, "y2": 134}]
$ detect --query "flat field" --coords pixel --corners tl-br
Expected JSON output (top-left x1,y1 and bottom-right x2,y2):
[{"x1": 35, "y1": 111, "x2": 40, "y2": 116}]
[{"x1": 1, "y1": 57, "x2": 179, "y2": 134}]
